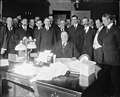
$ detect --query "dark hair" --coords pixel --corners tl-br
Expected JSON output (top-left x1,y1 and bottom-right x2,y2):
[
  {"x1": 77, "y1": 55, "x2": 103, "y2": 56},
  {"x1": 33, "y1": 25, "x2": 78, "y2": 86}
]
[
  {"x1": 48, "y1": 14, "x2": 53, "y2": 17},
  {"x1": 95, "y1": 18, "x2": 102, "y2": 23},
  {"x1": 102, "y1": 13, "x2": 113, "y2": 20},
  {"x1": 72, "y1": 15, "x2": 78, "y2": 19},
  {"x1": 82, "y1": 17, "x2": 89, "y2": 21},
  {"x1": 44, "y1": 17, "x2": 49, "y2": 21}
]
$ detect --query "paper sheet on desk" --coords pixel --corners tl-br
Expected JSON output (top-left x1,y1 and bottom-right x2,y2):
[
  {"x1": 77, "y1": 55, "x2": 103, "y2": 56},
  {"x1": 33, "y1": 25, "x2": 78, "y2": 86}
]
[
  {"x1": 0, "y1": 59, "x2": 9, "y2": 66},
  {"x1": 31, "y1": 62, "x2": 69, "y2": 81},
  {"x1": 56, "y1": 58, "x2": 73, "y2": 65}
]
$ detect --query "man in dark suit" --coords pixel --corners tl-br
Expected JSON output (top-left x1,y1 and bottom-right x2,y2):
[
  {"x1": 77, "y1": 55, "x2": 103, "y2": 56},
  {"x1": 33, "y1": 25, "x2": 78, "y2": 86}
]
[
  {"x1": 48, "y1": 15, "x2": 58, "y2": 29},
  {"x1": 34, "y1": 20, "x2": 43, "y2": 52},
  {"x1": 102, "y1": 13, "x2": 120, "y2": 96},
  {"x1": 39, "y1": 17, "x2": 56, "y2": 51},
  {"x1": 93, "y1": 18, "x2": 105, "y2": 66},
  {"x1": 15, "y1": 18, "x2": 30, "y2": 44},
  {"x1": 1, "y1": 17, "x2": 16, "y2": 58},
  {"x1": 0, "y1": 21, "x2": 5, "y2": 55},
  {"x1": 52, "y1": 31, "x2": 80, "y2": 59},
  {"x1": 67, "y1": 15, "x2": 84, "y2": 55},
  {"x1": 28, "y1": 19, "x2": 35, "y2": 38},
  {"x1": 55, "y1": 19, "x2": 68, "y2": 41},
  {"x1": 81, "y1": 17, "x2": 96, "y2": 60}
]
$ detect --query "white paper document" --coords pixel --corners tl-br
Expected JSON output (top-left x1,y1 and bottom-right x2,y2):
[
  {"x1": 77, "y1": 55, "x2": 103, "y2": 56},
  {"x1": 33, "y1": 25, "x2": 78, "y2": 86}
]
[{"x1": 31, "y1": 62, "x2": 69, "y2": 81}]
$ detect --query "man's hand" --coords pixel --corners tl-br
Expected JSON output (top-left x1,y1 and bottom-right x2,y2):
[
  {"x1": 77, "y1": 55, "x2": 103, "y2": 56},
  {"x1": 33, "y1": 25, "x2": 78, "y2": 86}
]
[
  {"x1": 72, "y1": 57, "x2": 77, "y2": 60},
  {"x1": 1, "y1": 48, "x2": 6, "y2": 54}
]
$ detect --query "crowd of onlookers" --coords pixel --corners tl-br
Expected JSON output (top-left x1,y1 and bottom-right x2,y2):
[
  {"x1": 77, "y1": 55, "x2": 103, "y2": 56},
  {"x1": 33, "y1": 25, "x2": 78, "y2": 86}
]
[{"x1": 0, "y1": 14, "x2": 97, "y2": 59}]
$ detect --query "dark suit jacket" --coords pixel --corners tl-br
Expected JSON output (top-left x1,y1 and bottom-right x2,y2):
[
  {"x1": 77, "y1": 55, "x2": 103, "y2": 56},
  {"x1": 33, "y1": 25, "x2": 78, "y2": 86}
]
[
  {"x1": 15, "y1": 27, "x2": 30, "y2": 44},
  {"x1": 39, "y1": 27, "x2": 56, "y2": 51},
  {"x1": 103, "y1": 25, "x2": 120, "y2": 66},
  {"x1": 81, "y1": 27, "x2": 96, "y2": 60},
  {"x1": 0, "y1": 25, "x2": 7, "y2": 50},
  {"x1": 28, "y1": 27, "x2": 35, "y2": 38},
  {"x1": 2, "y1": 27, "x2": 17, "y2": 58},
  {"x1": 52, "y1": 41, "x2": 80, "y2": 59},
  {"x1": 67, "y1": 24, "x2": 84, "y2": 55},
  {"x1": 34, "y1": 28, "x2": 42, "y2": 52},
  {"x1": 97, "y1": 26, "x2": 106, "y2": 46}
]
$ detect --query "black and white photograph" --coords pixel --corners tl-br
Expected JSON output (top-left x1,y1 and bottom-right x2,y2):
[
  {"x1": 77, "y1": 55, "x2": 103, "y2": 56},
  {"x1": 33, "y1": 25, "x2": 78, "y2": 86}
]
[{"x1": 0, "y1": 0, "x2": 120, "y2": 97}]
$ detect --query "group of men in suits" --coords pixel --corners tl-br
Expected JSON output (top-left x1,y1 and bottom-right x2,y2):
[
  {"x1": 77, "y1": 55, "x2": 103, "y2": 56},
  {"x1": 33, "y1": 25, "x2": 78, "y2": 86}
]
[{"x1": 0, "y1": 13, "x2": 120, "y2": 96}]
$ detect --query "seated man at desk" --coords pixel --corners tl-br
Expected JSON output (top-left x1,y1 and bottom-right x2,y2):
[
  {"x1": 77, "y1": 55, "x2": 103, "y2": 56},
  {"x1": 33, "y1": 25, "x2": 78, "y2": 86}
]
[{"x1": 52, "y1": 31, "x2": 80, "y2": 59}]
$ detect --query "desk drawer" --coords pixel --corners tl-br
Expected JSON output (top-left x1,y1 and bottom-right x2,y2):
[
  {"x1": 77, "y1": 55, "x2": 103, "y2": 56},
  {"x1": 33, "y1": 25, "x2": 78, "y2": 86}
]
[{"x1": 36, "y1": 83, "x2": 80, "y2": 97}]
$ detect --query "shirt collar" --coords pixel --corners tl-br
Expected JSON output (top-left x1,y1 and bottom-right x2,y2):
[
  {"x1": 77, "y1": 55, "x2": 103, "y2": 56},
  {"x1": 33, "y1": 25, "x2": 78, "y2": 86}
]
[
  {"x1": 107, "y1": 23, "x2": 113, "y2": 29},
  {"x1": 62, "y1": 41, "x2": 67, "y2": 45},
  {"x1": 74, "y1": 23, "x2": 78, "y2": 27},
  {"x1": 98, "y1": 26, "x2": 103, "y2": 32},
  {"x1": 8, "y1": 27, "x2": 13, "y2": 31},
  {"x1": 38, "y1": 27, "x2": 42, "y2": 30},
  {"x1": 22, "y1": 25, "x2": 27, "y2": 29},
  {"x1": 29, "y1": 26, "x2": 34, "y2": 29},
  {"x1": 84, "y1": 26, "x2": 89, "y2": 32}
]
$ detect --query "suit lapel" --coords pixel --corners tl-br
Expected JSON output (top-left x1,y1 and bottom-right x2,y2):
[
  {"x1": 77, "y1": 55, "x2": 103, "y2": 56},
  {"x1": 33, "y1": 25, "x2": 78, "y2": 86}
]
[{"x1": 107, "y1": 25, "x2": 115, "y2": 34}]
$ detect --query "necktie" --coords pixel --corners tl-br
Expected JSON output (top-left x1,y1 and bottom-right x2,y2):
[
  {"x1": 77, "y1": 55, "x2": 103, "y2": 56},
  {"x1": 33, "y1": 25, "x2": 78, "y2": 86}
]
[
  {"x1": 84, "y1": 28, "x2": 86, "y2": 33},
  {"x1": 61, "y1": 28, "x2": 64, "y2": 32},
  {"x1": 106, "y1": 27, "x2": 109, "y2": 33},
  {"x1": 62, "y1": 43, "x2": 66, "y2": 48}
]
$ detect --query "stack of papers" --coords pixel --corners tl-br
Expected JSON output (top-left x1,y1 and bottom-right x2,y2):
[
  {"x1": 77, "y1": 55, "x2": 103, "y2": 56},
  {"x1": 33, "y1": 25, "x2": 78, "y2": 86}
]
[
  {"x1": 67, "y1": 60, "x2": 96, "y2": 76},
  {"x1": 36, "y1": 50, "x2": 51, "y2": 63}
]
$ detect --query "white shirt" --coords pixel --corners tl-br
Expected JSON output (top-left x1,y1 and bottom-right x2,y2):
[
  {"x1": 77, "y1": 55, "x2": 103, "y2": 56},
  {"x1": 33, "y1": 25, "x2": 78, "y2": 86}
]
[
  {"x1": 74, "y1": 23, "x2": 78, "y2": 28},
  {"x1": 38, "y1": 27, "x2": 42, "y2": 30},
  {"x1": 29, "y1": 26, "x2": 34, "y2": 29},
  {"x1": 8, "y1": 27, "x2": 13, "y2": 31},
  {"x1": 84, "y1": 26, "x2": 89, "y2": 33},
  {"x1": 22, "y1": 25, "x2": 27, "y2": 30},
  {"x1": 93, "y1": 26, "x2": 103, "y2": 49},
  {"x1": 60, "y1": 27, "x2": 65, "y2": 32},
  {"x1": 62, "y1": 42, "x2": 67, "y2": 48},
  {"x1": 107, "y1": 23, "x2": 113, "y2": 29},
  {"x1": 45, "y1": 26, "x2": 49, "y2": 30}
]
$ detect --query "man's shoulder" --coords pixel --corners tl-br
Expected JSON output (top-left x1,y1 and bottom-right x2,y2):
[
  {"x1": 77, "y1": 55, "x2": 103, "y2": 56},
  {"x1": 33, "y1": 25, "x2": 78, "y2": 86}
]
[{"x1": 15, "y1": 27, "x2": 23, "y2": 31}]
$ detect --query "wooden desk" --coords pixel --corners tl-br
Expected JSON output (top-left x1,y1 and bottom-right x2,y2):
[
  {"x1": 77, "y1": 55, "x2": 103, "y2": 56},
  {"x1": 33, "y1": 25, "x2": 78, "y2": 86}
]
[
  {"x1": 0, "y1": 61, "x2": 112, "y2": 97},
  {"x1": 0, "y1": 66, "x2": 8, "y2": 96},
  {"x1": 5, "y1": 70, "x2": 82, "y2": 97}
]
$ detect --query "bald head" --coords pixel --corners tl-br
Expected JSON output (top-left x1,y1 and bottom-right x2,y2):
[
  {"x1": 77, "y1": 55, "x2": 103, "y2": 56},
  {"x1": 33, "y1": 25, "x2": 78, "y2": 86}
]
[{"x1": 61, "y1": 31, "x2": 68, "y2": 43}]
